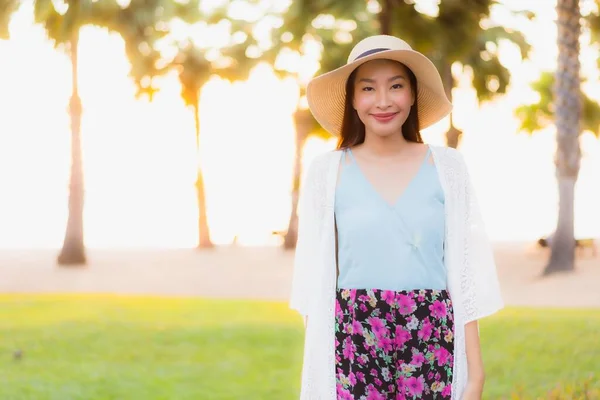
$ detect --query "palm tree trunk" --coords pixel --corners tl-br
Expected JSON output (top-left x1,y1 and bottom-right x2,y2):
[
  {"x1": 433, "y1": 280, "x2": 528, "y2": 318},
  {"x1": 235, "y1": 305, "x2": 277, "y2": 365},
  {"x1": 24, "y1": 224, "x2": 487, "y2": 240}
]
[
  {"x1": 193, "y1": 100, "x2": 213, "y2": 249},
  {"x1": 442, "y1": 62, "x2": 462, "y2": 149},
  {"x1": 57, "y1": 29, "x2": 86, "y2": 266},
  {"x1": 283, "y1": 109, "x2": 312, "y2": 250},
  {"x1": 379, "y1": 0, "x2": 391, "y2": 35},
  {"x1": 544, "y1": 0, "x2": 581, "y2": 275}
]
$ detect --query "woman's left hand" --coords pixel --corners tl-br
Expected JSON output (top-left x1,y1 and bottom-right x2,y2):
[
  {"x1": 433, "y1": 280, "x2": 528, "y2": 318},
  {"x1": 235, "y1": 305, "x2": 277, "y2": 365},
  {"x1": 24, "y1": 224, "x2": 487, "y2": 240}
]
[{"x1": 462, "y1": 381, "x2": 483, "y2": 400}]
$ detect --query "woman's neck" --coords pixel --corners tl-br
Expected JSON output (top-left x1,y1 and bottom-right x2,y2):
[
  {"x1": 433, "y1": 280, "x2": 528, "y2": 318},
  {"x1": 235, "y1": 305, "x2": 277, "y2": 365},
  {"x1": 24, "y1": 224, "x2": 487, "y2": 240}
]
[{"x1": 358, "y1": 133, "x2": 413, "y2": 159}]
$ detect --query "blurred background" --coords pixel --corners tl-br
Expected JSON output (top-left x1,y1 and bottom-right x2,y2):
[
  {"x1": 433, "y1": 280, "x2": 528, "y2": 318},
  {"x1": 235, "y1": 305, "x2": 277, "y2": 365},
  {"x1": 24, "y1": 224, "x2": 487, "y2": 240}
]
[{"x1": 0, "y1": 0, "x2": 599, "y2": 399}]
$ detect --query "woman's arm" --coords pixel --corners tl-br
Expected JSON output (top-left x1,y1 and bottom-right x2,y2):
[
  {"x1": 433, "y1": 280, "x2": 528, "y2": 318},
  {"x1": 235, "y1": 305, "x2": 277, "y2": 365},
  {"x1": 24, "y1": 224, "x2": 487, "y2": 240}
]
[{"x1": 463, "y1": 321, "x2": 485, "y2": 399}]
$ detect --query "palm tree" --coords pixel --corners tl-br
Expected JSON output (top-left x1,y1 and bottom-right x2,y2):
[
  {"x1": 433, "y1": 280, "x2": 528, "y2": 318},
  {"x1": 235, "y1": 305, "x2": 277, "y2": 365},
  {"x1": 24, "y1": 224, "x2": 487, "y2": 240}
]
[
  {"x1": 0, "y1": 0, "x2": 192, "y2": 265},
  {"x1": 515, "y1": 1, "x2": 600, "y2": 274},
  {"x1": 391, "y1": 0, "x2": 531, "y2": 148},
  {"x1": 100, "y1": 0, "x2": 203, "y2": 100},
  {"x1": 267, "y1": 0, "x2": 376, "y2": 249},
  {"x1": 516, "y1": 71, "x2": 600, "y2": 138},
  {"x1": 0, "y1": 0, "x2": 18, "y2": 39},
  {"x1": 125, "y1": 5, "x2": 264, "y2": 249},
  {"x1": 17, "y1": 0, "x2": 94, "y2": 266},
  {"x1": 516, "y1": 70, "x2": 599, "y2": 274},
  {"x1": 174, "y1": 43, "x2": 214, "y2": 248},
  {"x1": 542, "y1": 0, "x2": 582, "y2": 274}
]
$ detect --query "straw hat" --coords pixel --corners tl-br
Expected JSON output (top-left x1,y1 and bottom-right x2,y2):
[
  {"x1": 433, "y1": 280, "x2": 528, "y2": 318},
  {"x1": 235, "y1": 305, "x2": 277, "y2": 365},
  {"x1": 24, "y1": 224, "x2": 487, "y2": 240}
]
[{"x1": 306, "y1": 35, "x2": 452, "y2": 136}]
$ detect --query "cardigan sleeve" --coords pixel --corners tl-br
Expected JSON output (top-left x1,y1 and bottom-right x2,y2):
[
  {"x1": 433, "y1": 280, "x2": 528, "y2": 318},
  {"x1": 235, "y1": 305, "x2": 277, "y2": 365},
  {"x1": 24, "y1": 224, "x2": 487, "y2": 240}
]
[
  {"x1": 459, "y1": 154, "x2": 504, "y2": 323},
  {"x1": 289, "y1": 156, "x2": 321, "y2": 317}
]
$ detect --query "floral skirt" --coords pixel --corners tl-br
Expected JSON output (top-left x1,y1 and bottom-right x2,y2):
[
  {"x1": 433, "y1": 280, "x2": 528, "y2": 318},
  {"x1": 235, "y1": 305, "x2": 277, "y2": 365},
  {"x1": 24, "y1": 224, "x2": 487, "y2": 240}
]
[{"x1": 335, "y1": 288, "x2": 454, "y2": 400}]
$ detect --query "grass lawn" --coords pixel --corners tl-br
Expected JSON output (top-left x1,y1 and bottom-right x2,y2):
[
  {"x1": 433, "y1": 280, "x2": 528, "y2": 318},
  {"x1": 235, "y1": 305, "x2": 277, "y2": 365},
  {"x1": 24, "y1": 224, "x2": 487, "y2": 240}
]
[{"x1": 0, "y1": 294, "x2": 598, "y2": 399}]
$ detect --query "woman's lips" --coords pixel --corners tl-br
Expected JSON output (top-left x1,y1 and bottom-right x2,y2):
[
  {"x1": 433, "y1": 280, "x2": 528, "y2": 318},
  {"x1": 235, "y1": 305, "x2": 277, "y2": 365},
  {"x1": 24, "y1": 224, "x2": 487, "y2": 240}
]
[{"x1": 371, "y1": 112, "x2": 398, "y2": 123}]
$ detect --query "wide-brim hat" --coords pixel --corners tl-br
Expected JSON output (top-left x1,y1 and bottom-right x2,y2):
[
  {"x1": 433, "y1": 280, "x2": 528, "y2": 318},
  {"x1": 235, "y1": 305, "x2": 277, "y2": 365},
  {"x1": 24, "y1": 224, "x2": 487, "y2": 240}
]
[{"x1": 306, "y1": 35, "x2": 453, "y2": 136}]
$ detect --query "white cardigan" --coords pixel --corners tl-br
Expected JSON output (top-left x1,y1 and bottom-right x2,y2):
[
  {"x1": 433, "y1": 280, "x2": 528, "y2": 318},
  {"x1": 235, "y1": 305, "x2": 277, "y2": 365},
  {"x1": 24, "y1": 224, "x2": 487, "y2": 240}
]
[{"x1": 289, "y1": 145, "x2": 504, "y2": 400}]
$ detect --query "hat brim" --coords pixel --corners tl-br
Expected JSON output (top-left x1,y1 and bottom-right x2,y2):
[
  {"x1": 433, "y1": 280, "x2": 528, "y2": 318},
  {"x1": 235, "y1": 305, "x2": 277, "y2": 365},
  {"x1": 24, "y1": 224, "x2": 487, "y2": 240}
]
[{"x1": 306, "y1": 49, "x2": 453, "y2": 136}]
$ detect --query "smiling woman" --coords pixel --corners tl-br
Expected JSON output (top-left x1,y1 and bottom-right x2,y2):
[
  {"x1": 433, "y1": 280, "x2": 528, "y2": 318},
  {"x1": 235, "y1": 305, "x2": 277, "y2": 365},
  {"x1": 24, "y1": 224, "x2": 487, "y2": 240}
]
[
  {"x1": 340, "y1": 59, "x2": 420, "y2": 148},
  {"x1": 291, "y1": 35, "x2": 503, "y2": 400}
]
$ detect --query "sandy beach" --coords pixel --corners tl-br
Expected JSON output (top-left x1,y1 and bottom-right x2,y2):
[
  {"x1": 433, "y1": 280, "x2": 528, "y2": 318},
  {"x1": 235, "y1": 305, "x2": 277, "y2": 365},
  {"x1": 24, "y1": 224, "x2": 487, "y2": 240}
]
[{"x1": 1, "y1": 242, "x2": 598, "y2": 307}]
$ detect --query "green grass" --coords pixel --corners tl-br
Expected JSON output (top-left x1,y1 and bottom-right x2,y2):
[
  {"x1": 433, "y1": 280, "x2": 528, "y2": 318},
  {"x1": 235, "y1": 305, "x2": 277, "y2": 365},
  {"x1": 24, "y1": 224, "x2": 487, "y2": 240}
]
[{"x1": 0, "y1": 295, "x2": 598, "y2": 400}]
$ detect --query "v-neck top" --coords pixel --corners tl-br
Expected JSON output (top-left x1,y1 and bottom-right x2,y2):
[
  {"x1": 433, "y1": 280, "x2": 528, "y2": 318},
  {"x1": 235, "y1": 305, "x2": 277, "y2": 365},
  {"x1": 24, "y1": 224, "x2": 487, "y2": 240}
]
[{"x1": 334, "y1": 146, "x2": 447, "y2": 291}]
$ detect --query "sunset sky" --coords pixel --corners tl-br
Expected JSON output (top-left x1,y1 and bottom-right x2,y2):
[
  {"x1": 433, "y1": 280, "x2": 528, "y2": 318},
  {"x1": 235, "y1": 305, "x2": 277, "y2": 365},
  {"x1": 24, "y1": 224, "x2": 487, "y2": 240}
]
[{"x1": 0, "y1": 0, "x2": 598, "y2": 248}]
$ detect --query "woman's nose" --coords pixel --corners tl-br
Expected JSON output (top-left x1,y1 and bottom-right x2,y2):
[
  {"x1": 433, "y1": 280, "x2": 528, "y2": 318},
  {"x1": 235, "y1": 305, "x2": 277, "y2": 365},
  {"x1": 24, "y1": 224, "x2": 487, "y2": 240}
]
[{"x1": 376, "y1": 89, "x2": 391, "y2": 109}]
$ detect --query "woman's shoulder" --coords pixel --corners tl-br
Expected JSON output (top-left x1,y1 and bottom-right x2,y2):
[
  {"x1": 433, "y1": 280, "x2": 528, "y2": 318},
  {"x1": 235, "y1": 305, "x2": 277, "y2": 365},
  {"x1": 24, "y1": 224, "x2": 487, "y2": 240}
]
[{"x1": 429, "y1": 144, "x2": 466, "y2": 166}]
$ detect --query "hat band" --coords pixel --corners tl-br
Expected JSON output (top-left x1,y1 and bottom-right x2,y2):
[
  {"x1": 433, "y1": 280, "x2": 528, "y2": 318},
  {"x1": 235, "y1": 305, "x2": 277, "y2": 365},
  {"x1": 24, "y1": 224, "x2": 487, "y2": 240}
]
[{"x1": 353, "y1": 47, "x2": 390, "y2": 61}]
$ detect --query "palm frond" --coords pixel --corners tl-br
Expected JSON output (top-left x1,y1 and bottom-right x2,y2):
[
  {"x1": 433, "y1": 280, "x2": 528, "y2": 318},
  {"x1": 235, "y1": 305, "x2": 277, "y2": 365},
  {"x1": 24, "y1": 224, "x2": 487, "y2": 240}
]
[{"x1": 0, "y1": 0, "x2": 20, "y2": 39}]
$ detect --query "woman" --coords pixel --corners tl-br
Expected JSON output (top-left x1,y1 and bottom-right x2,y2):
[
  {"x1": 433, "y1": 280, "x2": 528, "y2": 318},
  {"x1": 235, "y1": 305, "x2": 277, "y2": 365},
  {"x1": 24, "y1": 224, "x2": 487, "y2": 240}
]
[{"x1": 289, "y1": 35, "x2": 503, "y2": 400}]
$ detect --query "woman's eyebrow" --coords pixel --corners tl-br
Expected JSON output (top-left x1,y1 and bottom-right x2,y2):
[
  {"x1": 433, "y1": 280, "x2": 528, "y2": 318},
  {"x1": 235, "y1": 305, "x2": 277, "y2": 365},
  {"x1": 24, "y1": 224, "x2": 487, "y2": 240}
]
[{"x1": 357, "y1": 75, "x2": 407, "y2": 83}]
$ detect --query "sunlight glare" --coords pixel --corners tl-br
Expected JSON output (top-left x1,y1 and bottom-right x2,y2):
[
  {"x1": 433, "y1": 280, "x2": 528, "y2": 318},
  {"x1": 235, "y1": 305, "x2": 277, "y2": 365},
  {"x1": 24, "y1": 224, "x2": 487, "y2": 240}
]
[{"x1": 0, "y1": 1, "x2": 598, "y2": 249}]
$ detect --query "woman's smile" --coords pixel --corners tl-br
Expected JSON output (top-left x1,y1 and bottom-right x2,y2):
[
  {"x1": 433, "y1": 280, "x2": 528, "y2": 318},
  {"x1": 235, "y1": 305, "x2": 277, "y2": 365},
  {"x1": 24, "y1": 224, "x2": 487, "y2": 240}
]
[{"x1": 371, "y1": 112, "x2": 399, "y2": 123}]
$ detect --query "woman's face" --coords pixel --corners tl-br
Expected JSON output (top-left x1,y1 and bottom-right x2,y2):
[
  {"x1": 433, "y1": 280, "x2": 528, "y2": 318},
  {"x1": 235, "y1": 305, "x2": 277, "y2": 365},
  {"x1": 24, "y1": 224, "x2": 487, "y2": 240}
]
[{"x1": 352, "y1": 59, "x2": 415, "y2": 139}]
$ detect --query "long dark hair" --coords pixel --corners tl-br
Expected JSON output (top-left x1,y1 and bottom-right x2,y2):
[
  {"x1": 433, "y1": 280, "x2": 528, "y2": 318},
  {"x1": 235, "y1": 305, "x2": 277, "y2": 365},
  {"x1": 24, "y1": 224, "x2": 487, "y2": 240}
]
[{"x1": 337, "y1": 62, "x2": 422, "y2": 149}]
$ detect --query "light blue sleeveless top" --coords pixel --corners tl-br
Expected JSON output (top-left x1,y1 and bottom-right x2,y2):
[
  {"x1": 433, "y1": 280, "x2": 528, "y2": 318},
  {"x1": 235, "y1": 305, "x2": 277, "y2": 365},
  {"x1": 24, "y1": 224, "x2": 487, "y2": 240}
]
[{"x1": 335, "y1": 146, "x2": 447, "y2": 291}]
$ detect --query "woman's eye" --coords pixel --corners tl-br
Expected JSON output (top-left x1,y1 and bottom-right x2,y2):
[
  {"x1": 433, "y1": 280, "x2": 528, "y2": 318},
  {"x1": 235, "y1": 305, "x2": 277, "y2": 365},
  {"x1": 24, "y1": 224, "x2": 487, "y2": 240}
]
[
  {"x1": 392, "y1": 84, "x2": 404, "y2": 89},
  {"x1": 362, "y1": 86, "x2": 374, "y2": 91}
]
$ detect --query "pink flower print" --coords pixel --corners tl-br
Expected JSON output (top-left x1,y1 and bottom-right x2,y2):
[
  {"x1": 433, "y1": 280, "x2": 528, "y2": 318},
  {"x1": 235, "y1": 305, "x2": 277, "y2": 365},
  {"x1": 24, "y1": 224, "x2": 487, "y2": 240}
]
[
  {"x1": 348, "y1": 372, "x2": 357, "y2": 386},
  {"x1": 405, "y1": 376, "x2": 425, "y2": 397},
  {"x1": 434, "y1": 346, "x2": 451, "y2": 366},
  {"x1": 396, "y1": 293, "x2": 417, "y2": 315},
  {"x1": 382, "y1": 290, "x2": 396, "y2": 305},
  {"x1": 374, "y1": 377, "x2": 383, "y2": 387},
  {"x1": 335, "y1": 300, "x2": 343, "y2": 318},
  {"x1": 385, "y1": 312, "x2": 394, "y2": 323},
  {"x1": 410, "y1": 351, "x2": 425, "y2": 367},
  {"x1": 352, "y1": 319, "x2": 363, "y2": 335},
  {"x1": 442, "y1": 384, "x2": 452, "y2": 398},
  {"x1": 338, "y1": 388, "x2": 354, "y2": 400},
  {"x1": 395, "y1": 393, "x2": 407, "y2": 400},
  {"x1": 377, "y1": 335, "x2": 394, "y2": 353},
  {"x1": 429, "y1": 300, "x2": 448, "y2": 319},
  {"x1": 356, "y1": 371, "x2": 366, "y2": 383},
  {"x1": 417, "y1": 293, "x2": 425, "y2": 302},
  {"x1": 397, "y1": 375, "x2": 406, "y2": 390},
  {"x1": 435, "y1": 372, "x2": 441, "y2": 381},
  {"x1": 368, "y1": 317, "x2": 385, "y2": 336},
  {"x1": 366, "y1": 386, "x2": 386, "y2": 400},
  {"x1": 342, "y1": 337, "x2": 356, "y2": 361},
  {"x1": 394, "y1": 326, "x2": 412, "y2": 349},
  {"x1": 360, "y1": 304, "x2": 368, "y2": 312},
  {"x1": 418, "y1": 319, "x2": 433, "y2": 341},
  {"x1": 370, "y1": 368, "x2": 379, "y2": 377},
  {"x1": 358, "y1": 354, "x2": 369, "y2": 365},
  {"x1": 349, "y1": 289, "x2": 357, "y2": 302},
  {"x1": 343, "y1": 322, "x2": 353, "y2": 335}
]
